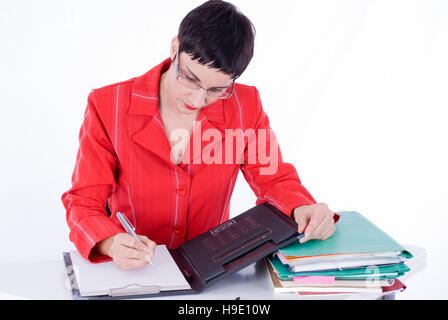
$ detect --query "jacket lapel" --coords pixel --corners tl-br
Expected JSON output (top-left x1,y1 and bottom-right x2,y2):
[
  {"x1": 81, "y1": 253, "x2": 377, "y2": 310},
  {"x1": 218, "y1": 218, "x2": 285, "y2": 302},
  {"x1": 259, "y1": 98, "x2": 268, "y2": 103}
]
[
  {"x1": 128, "y1": 59, "x2": 174, "y2": 165},
  {"x1": 131, "y1": 112, "x2": 173, "y2": 166}
]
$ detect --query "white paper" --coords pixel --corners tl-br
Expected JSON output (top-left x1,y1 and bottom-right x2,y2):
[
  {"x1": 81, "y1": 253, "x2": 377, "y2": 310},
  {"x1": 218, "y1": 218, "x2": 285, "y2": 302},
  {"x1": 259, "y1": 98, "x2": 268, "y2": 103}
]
[{"x1": 70, "y1": 245, "x2": 191, "y2": 297}]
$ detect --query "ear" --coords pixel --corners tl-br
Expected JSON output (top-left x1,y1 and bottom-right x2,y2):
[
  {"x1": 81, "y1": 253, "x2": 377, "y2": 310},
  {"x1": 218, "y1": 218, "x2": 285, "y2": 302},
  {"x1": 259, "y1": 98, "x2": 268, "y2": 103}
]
[{"x1": 170, "y1": 36, "x2": 179, "y2": 60}]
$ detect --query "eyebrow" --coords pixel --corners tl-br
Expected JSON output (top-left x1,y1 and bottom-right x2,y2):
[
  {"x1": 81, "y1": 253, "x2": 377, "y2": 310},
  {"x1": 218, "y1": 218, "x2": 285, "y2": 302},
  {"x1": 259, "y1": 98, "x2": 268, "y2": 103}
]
[{"x1": 185, "y1": 66, "x2": 230, "y2": 89}]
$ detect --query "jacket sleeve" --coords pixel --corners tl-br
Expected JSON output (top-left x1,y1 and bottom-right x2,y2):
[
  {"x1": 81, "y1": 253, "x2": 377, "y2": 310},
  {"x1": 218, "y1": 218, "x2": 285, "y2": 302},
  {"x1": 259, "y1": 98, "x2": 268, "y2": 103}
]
[
  {"x1": 61, "y1": 90, "x2": 123, "y2": 263},
  {"x1": 240, "y1": 87, "x2": 339, "y2": 222}
]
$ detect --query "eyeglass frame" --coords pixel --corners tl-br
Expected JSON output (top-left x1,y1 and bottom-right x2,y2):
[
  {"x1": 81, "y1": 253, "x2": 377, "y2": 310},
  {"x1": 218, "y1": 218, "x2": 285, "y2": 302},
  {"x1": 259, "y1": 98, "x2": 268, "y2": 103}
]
[{"x1": 173, "y1": 51, "x2": 236, "y2": 100}]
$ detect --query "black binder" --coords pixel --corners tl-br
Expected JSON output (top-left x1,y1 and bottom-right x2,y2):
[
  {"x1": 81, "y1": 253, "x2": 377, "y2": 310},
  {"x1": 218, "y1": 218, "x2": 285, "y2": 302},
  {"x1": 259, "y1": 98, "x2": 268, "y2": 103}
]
[{"x1": 64, "y1": 202, "x2": 300, "y2": 299}]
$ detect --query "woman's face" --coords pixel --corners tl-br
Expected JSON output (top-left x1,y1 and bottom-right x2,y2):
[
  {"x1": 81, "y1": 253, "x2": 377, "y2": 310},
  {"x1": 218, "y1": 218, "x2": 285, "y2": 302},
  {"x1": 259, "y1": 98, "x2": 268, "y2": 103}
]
[{"x1": 162, "y1": 43, "x2": 234, "y2": 116}]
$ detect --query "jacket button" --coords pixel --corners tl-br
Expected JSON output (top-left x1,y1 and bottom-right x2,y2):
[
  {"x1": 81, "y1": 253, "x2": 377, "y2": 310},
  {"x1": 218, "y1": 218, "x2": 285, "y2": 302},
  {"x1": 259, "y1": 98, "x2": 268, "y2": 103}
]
[
  {"x1": 173, "y1": 225, "x2": 183, "y2": 235},
  {"x1": 176, "y1": 186, "x2": 187, "y2": 196}
]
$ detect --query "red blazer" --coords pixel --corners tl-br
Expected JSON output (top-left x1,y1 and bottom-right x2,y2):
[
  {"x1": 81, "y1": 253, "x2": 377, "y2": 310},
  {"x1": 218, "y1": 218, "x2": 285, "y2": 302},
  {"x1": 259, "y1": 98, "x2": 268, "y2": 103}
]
[{"x1": 61, "y1": 58, "x2": 323, "y2": 262}]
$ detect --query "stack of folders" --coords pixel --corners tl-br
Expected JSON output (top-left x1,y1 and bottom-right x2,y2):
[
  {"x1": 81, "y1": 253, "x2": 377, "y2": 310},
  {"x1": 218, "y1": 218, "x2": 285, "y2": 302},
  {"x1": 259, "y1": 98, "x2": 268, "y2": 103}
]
[{"x1": 266, "y1": 211, "x2": 413, "y2": 296}]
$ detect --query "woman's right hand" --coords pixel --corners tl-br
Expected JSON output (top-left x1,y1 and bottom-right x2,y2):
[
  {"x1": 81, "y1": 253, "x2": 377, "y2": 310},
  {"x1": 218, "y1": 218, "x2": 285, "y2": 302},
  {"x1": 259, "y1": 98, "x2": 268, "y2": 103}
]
[{"x1": 95, "y1": 233, "x2": 156, "y2": 270}]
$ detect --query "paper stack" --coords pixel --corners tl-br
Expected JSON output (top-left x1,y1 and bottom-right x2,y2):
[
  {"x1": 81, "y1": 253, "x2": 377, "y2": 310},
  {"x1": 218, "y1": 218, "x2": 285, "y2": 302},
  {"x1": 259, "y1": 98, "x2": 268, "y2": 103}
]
[{"x1": 267, "y1": 211, "x2": 413, "y2": 296}]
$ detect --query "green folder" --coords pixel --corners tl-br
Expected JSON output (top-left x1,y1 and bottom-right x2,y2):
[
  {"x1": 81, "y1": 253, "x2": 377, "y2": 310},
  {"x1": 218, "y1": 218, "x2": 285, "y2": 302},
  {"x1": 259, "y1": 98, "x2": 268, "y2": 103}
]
[
  {"x1": 267, "y1": 255, "x2": 410, "y2": 280},
  {"x1": 279, "y1": 211, "x2": 413, "y2": 259}
]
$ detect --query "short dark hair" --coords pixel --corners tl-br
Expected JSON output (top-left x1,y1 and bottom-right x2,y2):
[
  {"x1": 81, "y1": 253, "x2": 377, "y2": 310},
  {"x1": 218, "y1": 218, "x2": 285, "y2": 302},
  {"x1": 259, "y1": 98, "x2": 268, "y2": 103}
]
[{"x1": 177, "y1": 0, "x2": 255, "y2": 79}]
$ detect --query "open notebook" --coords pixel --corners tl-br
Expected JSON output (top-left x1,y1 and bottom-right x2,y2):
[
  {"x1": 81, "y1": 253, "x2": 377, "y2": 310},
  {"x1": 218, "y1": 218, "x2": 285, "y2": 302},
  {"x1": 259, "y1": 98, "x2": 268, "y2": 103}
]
[
  {"x1": 63, "y1": 202, "x2": 301, "y2": 299},
  {"x1": 67, "y1": 245, "x2": 191, "y2": 297}
]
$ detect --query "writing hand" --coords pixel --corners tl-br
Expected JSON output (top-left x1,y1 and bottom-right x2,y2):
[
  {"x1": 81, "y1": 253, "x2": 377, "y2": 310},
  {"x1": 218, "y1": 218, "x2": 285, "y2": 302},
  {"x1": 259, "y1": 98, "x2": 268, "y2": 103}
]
[{"x1": 96, "y1": 233, "x2": 156, "y2": 270}]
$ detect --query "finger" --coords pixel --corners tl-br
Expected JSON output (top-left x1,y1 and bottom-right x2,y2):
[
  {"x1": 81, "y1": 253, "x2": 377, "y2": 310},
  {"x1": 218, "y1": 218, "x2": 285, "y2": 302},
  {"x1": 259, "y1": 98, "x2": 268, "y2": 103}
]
[
  {"x1": 113, "y1": 242, "x2": 150, "y2": 263},
  {"x1": 303, "y1": 211, "x2": 327, "y2": 240},
  {"x1": 114, "y1": 236, "x2": 152, "y2": 262},
  {"x1": 294, "y1": 208, "x2": 311, "y2": 234},
  {"x1": 121, "y1": 245, "x2": 152, "y2": 261},
  {"x1": 320, "y1": 224, "x2": 336, "y2": 240},
  {"x1": 313, "y1": 213, "x2": 335, "y2": 239},
  {"x1": 115, "y1": 233, "x2": 138, "y2": 248},
  {"x1": 314, "y1": 221, "x2": 334, "y2": 240},
  {"x1": 301, "y1": 224, "x2": 329, "y2": 243},
  {"x1": 309, "y1": 206, "x2": 333, "y2": 236},
  {"x1": 300, "y1": 220, "x2": 318, "y2": 243},
  {"x1": 297, "y1": 204, "x2": 332, "y2": 243},
  {"x1": 138, "y1": 235, "x2": 156, "y2": 250},
  {"x1": 138, "y1": 235, "x2": 157, "y2": 258},
  {"x1": 120, "y1": 234, "x2": 150, "y2": 253}
]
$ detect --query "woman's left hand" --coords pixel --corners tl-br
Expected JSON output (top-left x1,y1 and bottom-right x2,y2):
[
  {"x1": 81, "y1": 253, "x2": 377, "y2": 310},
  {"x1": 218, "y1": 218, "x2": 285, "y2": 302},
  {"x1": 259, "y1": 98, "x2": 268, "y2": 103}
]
[{"x1": 292, "y1": 203, "x2": 336, "y2": 243}]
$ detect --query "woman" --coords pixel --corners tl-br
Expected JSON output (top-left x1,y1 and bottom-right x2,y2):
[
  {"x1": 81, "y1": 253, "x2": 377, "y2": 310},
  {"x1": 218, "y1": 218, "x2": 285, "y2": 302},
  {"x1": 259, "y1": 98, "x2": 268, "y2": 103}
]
[{"x1": 61, "y1": 0, "x2": 337, "y2": 270}]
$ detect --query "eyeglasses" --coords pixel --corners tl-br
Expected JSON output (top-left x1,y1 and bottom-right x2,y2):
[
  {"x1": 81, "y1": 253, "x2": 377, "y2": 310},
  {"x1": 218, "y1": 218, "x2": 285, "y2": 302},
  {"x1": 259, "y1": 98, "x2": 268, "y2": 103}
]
[{"x1": 174, "y1": 52, "x2": 235, "y2": 100}]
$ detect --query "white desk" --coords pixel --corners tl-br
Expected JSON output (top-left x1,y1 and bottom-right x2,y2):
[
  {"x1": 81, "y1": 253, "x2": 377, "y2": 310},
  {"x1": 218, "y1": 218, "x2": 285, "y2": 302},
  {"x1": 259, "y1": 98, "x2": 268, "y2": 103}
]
[{"x1": 0, "y1": 244, "x2": 426, "y2": 300}]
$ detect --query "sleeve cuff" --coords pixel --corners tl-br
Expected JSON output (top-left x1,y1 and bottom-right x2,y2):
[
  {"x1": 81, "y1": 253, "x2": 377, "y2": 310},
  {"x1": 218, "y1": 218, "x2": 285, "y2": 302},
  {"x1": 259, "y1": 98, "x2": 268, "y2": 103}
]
[
  {"x1": 333, "y1": 212, "x2": 340, "y2": 223},
  {"x1": 69, "y1": 215, "x2": 124, "y2": 263}
]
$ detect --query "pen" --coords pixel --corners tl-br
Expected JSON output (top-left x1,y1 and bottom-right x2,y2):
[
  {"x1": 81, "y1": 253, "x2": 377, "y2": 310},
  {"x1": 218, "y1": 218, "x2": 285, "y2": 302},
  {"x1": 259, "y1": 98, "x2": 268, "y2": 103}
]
[{"x1": 116, "y1": 212, "x2": 154, "y2": 266}]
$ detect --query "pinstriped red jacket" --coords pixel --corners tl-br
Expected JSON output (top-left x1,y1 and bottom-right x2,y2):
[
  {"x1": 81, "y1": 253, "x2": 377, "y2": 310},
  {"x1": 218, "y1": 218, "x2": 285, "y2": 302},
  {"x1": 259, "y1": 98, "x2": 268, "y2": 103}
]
[{"x1": 61, "y1": 58, "x2": 322, "y2": 263}]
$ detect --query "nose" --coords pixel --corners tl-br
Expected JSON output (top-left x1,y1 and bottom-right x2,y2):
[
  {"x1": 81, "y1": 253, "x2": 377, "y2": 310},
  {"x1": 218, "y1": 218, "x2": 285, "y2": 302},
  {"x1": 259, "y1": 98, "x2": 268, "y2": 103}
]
[{"x1": 191, "y1": 88, "x2": 208, "y2": 108}]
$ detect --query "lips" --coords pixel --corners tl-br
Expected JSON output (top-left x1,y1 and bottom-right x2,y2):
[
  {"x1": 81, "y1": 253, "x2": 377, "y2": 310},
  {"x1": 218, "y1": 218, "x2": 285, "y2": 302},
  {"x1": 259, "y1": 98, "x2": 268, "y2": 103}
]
[{"x1": 183, "y1": 102, "x2": 198, "y2": 111}]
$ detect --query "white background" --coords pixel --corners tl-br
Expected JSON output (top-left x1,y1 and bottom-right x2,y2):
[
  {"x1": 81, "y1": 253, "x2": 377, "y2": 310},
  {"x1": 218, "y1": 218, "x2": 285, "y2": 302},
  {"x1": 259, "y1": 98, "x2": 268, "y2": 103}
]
[{"x1": 0, "y1": 0, "x2": 447, "y2": 299}]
